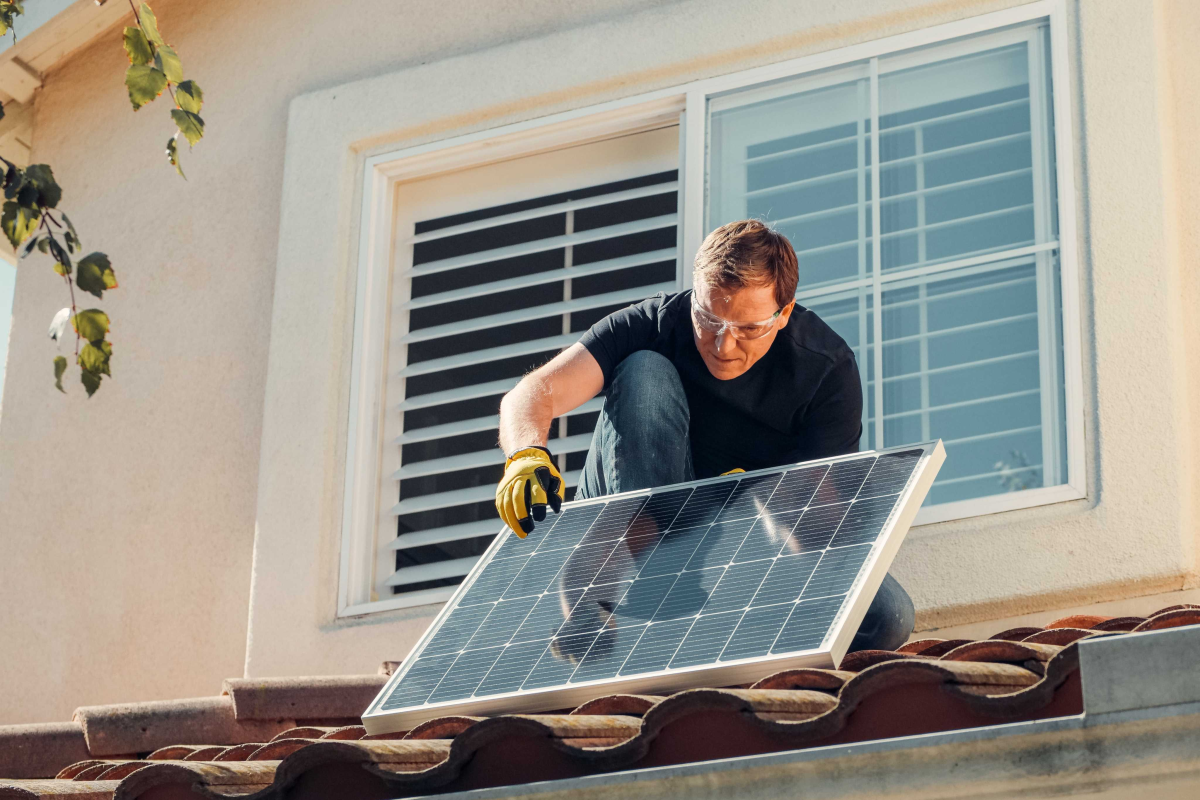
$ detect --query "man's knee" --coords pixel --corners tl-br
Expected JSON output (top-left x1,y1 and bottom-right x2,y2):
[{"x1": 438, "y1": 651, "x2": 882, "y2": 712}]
[{"x1": 609, "y1": 350, "x2": 687, "y2": 420}]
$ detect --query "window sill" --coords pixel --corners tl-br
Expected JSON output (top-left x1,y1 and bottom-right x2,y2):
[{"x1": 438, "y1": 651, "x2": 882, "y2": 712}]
[{"x1": 912, "y1": 482, "x2": 1087, "y2": 529}]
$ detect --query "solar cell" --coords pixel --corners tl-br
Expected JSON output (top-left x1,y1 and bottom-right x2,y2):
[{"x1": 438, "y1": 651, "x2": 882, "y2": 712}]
[{"x1": 364, "y1": 441, "x2": 945, "y2": 733}]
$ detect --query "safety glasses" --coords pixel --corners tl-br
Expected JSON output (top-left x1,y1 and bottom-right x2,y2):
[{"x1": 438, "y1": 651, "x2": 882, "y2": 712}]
[{"x1": 690, "y1": 295, "x2": 786, "y2": 340}]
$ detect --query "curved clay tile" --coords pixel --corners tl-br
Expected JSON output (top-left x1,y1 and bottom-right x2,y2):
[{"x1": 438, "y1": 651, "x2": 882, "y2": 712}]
[
  {"x1": 53, "y1": 761, "x2": 111, "y2": 781},
  {"x1": 1133, "y1": 607, "x2": 1200, "y2": 632},
  {"x1": 941, "y1": 640, "x2": 1062, "y2": 664},
  {"x1": 92, "y1": 762, "x2": 152, "y2": 781},
  {"x1": 180, "y1": 747, "x2": 226, "y2": 762},
  {"x1": 838, "y1": 650, "x2": 917, "y2": 672},
  {"x1": 570, "y1": 695, "x2": 663, "y2": 717},
  {"x1": 902, "y1": 639, "x2": 972, "y2": 658},
  {"x1": 246, "y1": 739, "x2": 317, "y2": 761},
  {"x1": 210, "y1": 743, "x2": 264, "y2": 762},
  {"x1": 268, "y1": 727, "x2": 330, "y2": 743},
  {"x1": 988, "y1": 627, "x2": 1043, "y2": 642},
  {"x1": 749, "y1": 668, "x2": 851, "y2": 691},
  {"x1": 318, "y1": 726, "x2": 367, "y2": 740},
  {"x1": 0, "y1": 779, "x2": 122, "y2": 799},
  {"x1": 1020, "y1": 628, "x2": 1098, "y2": 646},
  {"x1": 403, "y1": 718, "x2": 482, "y2": 740},
  {"x1": 142, "y1": 747, "x2": 196, "y2": 762},
  {"x1": 112, "y1": 760, "x2": 281, "y2": 800},
  {"x1": 1090, "y1": 616, "x2": 1145, "y2": 631},
  {"x1": 1046, "y1": 614, "x2": 1111, "y2": 630}
]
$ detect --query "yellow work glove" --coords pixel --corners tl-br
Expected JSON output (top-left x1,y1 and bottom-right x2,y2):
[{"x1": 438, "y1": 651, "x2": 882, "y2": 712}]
[
  {"x1": 496, "y1": 446, "x2": 565, "y2": 537},
  {"x1": 720, "y1": 468, "x2": 746, "y2": 476}
]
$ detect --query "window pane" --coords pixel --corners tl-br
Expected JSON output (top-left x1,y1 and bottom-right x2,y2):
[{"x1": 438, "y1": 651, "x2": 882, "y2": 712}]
[
  {"x1": 878, "y1": 39, "x2": 1056, "y2": 272},
  {"x1": 708, "y1": 24, "x2": 1068, "y2": 509},
  {"x1": 709, "y1": 66, "x2": 873, "y2": 291},
  {"x1": 880, "y1": 256, "x2": 1066, "y2": 504}
]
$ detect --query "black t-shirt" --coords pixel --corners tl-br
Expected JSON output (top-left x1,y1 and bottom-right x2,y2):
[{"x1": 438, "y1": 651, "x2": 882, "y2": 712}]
[{"x1": 579, "y1": 290, "x2": 863, "y2": 478}]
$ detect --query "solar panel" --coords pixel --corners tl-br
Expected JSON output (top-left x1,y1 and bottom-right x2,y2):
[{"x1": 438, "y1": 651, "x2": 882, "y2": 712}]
[{"x1": 362, "y1": 441, "x2": 945, "y2": 733}]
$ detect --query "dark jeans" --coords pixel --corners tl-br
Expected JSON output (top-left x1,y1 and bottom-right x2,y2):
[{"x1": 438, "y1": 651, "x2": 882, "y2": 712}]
[{"x1": 575, "y1": 350, "x2": 915, "y2": 653}]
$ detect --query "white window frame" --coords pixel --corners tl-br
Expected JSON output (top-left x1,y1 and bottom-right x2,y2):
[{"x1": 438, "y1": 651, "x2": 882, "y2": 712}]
[{"x1": 338, "y1": 0, "x2": 1084, "y2": 617}]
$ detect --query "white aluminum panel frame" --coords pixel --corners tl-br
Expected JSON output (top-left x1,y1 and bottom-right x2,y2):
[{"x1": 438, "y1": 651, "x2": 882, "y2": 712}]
[
  {"x1": 340, "y1": 0, "x2": 1085, "y2": 618},
  {"x1": 361, "y1": 440, "x2": 945, "y2": 733}
]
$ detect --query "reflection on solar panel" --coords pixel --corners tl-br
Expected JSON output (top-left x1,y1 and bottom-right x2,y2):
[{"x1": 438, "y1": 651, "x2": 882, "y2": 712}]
[{"x1": 363, "y1": 442, "x2": 945, "y2": 733}]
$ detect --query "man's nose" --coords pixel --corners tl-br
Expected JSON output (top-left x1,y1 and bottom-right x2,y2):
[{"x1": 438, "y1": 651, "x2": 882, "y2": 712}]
[{"x1": 714, "y1": 328, "x2": 738, "y2": 355}]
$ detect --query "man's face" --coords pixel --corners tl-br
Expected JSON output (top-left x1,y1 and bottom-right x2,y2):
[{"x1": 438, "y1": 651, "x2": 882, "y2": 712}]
[{"x1": 690, "y1": 280, "x2": 795, "y2": 380}]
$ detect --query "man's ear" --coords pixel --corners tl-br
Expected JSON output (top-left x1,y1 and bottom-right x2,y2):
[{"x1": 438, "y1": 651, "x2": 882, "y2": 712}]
[{"x1": 777, "y1": 299, "x2": 797, "y2": 325}]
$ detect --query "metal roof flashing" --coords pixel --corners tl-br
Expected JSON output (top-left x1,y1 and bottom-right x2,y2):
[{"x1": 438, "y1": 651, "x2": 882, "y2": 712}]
[{"x1": 410, "y1": 625, "x2": 1200, "y2": 800}]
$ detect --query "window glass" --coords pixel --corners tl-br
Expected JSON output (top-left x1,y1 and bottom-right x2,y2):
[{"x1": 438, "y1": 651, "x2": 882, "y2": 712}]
[{"x1": 709, "y1": 24, "x2": 1066, "y2": 507}]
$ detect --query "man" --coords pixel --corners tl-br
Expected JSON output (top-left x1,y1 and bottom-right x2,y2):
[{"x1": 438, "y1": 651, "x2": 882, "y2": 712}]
[{"x1": 494, "y1": 219, "x2": 914, "y2": 652}]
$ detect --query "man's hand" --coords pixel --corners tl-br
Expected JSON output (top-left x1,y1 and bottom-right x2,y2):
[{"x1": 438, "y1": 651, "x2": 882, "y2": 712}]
[{"x1": 496, "y1": 447, "x2": 565, "y2": 537}]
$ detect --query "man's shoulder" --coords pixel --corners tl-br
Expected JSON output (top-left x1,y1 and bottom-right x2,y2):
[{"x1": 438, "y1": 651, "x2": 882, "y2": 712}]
[{"x1": 779, "y1": 305, "x2": 855, "y2": 366}]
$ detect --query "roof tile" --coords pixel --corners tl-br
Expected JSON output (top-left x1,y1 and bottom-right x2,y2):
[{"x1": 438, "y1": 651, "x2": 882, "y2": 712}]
[
  {"x1": 5, "y1": 604, "x2": 1197, "y2": 800},
  {"x1": 73, "y1": 697, "x2": 293, "y2": 757},
  {"x1": 222, "y1": 676, "x2": 387, "y2": 721},
  {"x1": 0, "y1": 724, "x2": 90, "y2": 781}
]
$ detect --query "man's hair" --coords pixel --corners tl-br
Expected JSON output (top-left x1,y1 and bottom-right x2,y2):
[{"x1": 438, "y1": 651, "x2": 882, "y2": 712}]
[{"x1": 693, "y1": 219, "x2": 798, "y2": 309}]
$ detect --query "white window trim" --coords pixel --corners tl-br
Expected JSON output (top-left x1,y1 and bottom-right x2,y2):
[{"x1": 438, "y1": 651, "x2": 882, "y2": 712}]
[{"x1": 337, "y1": 0, "x2": 1085, "y2": 618}]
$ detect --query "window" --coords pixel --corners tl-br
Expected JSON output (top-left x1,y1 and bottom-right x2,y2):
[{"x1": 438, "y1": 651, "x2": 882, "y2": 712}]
[
  {"x1": 707, "y1": 23, "x2": 1073, "y2": 515},
  {"x1": 340, "y1": 7, "x2": 1082, "y2": 615},
  {"x1": 374, "y1": 128, "x2": 680, "y2": 606}
]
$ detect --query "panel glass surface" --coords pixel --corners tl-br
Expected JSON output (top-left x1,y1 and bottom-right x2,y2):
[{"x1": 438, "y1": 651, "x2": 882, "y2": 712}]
[{"x1": 377, "y1": 446, "x2": 928, "y2": 714}]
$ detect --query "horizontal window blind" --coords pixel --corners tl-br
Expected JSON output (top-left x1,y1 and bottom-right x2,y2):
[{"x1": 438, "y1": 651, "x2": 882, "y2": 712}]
[{"x1": 390, "y1": 171, "x2": 680, "y2": 596}]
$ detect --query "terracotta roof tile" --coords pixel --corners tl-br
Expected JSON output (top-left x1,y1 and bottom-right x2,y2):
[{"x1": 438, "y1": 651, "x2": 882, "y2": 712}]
[
  {"x1": 4, "y1": 603, "x2": 1198, "y2": 799},
  {"x1": 1132, "y1": 607, "x2": 1200, "y2": 631},
  {"x1": 73, "y1": 697, "x2": 293, "y2": 757},
  {"x1": 0, "y1": 780, "x2": 121, "y2": 799},
  {"x1": 222, "y1": 676, "x2": 387, "y2": 721},
  {"x1": 0, "y1": 724, "x2": 90, "y2": 781}
]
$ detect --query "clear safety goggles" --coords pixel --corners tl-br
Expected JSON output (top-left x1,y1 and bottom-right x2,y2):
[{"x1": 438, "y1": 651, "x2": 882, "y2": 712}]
[{"x1": 690, "y1": 295, "x2": 787, "y2": 341}]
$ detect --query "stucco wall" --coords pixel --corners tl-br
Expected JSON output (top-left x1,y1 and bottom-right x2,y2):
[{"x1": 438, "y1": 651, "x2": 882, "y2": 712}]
[
  {"x1": 0, "y1": 0, "x2": 684, "y2": 725},
  {"x1": 2, "y1": 0, "x2": 1199, "y2": 726}
]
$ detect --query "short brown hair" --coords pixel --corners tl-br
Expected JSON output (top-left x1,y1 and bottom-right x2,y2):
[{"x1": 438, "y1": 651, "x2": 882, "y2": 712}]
[{"x1": 693, "y1": 219, "x2": 798, "y2": 308}]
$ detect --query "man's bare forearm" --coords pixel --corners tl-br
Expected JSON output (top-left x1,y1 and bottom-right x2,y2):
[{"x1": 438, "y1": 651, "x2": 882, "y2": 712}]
[
  {"x1": 499, "y1": 373, "x2": 555, "y2": 452},
  {"x1": 498, "y1": 343, "x2": 606, "y2": 454}
]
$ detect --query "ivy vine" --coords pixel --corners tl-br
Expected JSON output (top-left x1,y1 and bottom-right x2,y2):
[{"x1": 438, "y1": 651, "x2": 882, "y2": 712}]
[{"x1": 0, "y1": 1, "x2": 208, "y2": 396}]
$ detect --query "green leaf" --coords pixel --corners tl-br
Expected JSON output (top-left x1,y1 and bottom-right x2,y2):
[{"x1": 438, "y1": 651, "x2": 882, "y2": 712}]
[
  {"x1": 76, "y1": 253, "x2": 116, "y2": 298},
  {"x1": 175, "y1": 80, "x2": 202, "y2": 113},
  {"x1": 80, "y1": 368, "x2": 102, "y2": 397},
  {"x1": 155, "y1": 44, "x2": 182, "y2": 84},
  {"x1": 19, "y1": 232, "x2": 38, "y2": 257},
  {"x1": 125, "y1": 64, "x2": 167, "y2": 110},
  {"x1": 73, "y1": 308, "x2": 109, "y2": 343},
  {"x1": 47, "y1": 237, "x2": 69, "y2": 270},
  {"x1": 122, "y1": 26, "x2": 154, "y2": 65},
  {"x1": 1, "y1": 199, "x2": 37, "y2": 247},
  {"x1": 138, "y1": 3, "x2": 163, "y2": 46},
  {"x1": 166, "y1": 135, "x2": 185, "y2": 179},
  {"x1": 22, "y1": 164, "x2": 61, "y2": 208},
  {"x1": 54, "y1": 355, "x2": 67, "y2": 393},
  {"x1": 79, "y1": 340, "x2": 112, "y2": 376},
  {"x1": 53, "y1": 261, "x2": 69, "y2": 276},
  {"x1": 171, "y1": 108, "x2": 204, "y2": 146},
  {"x1": 61, "y1": 212, "x2": 80, "y2": 252}
]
